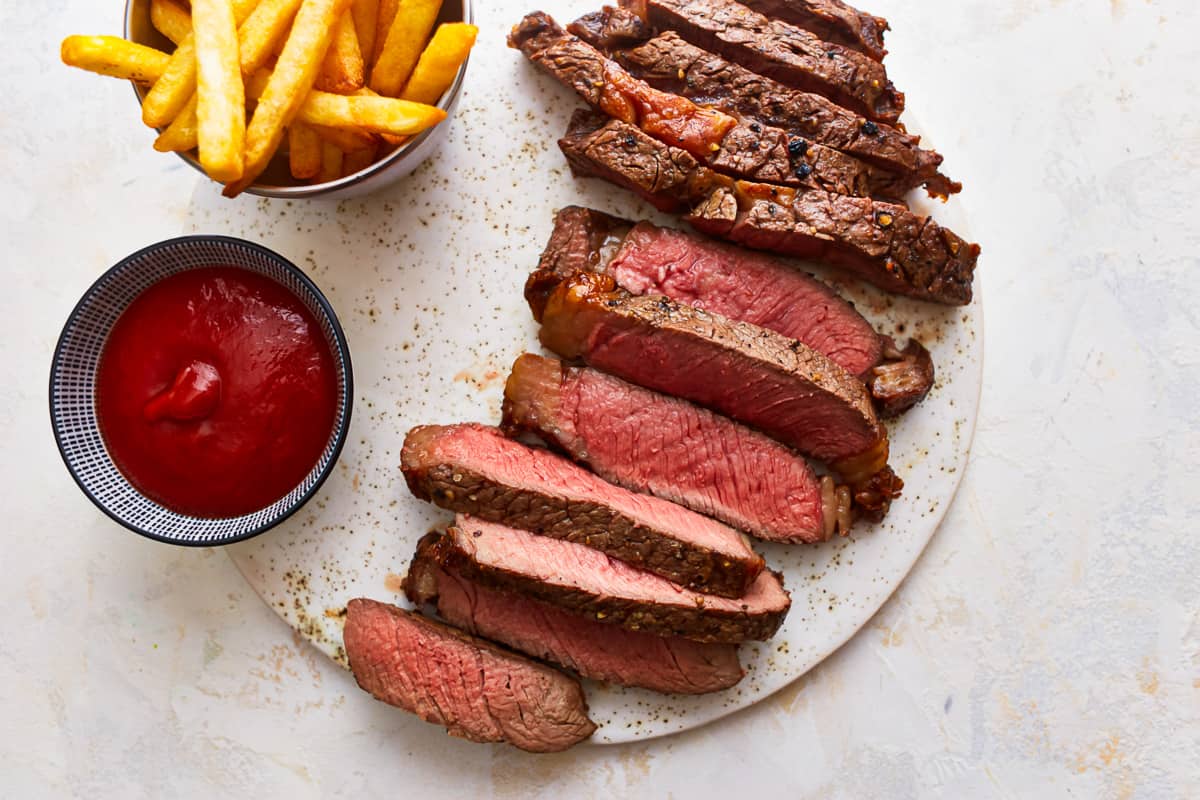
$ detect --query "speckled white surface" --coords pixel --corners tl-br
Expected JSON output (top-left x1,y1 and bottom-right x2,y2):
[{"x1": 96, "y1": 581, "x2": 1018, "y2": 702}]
[{"x1": 2, "y1": 0, "x2": 1198, "y2": 797}]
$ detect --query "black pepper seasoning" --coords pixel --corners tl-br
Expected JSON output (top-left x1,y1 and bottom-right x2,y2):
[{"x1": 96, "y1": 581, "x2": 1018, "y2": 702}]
[
  {"x1": 861, "y1": 120, "x2": 879, "y2": 136},
  {"x1": 794, "y1": 163, "x2": 813, "y2": 179},
  {"x1": 787, "y1": 138, "x2": 808, "y2": 157}
]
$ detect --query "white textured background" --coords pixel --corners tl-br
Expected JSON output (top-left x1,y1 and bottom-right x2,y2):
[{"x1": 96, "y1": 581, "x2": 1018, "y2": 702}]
[{"x1": 2, "y1": 1, "x2": 1198, "y2": 797}]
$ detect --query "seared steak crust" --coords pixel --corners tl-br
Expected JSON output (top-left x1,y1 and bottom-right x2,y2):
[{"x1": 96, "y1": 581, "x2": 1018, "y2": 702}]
[
  {"x1": 620, "y1": 0, "x2": 904, "y2": 123},
  {"x1": 510, "y1": 12, "x2": 909, "y2": 200},
  {"x1": 559, "y1": 111, "x2": 977, "y2": 305},
  {"x1": 401, "y1": 423, "x2": 764, "y2": 598},
  {"x1": 740, "y1": 0, "x2": 888, "y2": 61},
  {"x1": 343, "y1": 599, "x2": 596, "y2": 752}
]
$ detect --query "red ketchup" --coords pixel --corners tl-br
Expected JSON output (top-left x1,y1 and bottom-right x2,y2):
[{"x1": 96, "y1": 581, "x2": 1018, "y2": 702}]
[{"x1": 97, "y1": 267, "x2": 338, "y2": 518}]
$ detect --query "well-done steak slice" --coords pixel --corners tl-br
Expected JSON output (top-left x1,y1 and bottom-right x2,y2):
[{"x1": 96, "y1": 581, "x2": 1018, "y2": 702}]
[
  {"x1": 739, "y1": 0, "x2": 888, "y2": 61},
  {"x1": 426, "y1": 517, "x2": 791, "y2": 643},
  {"x1": 568, "y1": 16, "x2": 956, "y2": 198},
  {"x1": 405, "y1": 533, "x2": 745, "y2": 694},
  {"x1": 535, "y1": 207, "x2": 935, "y2": 416},
  {"x1": 343, "y1": 599, "x2": 596, "y2": 752},
  {"x1": 509, "y1": 12, "x2": 911, "y2": 201},
  {"x1": 503, "y1": 353, "x2": 858, "y2": 541},
  {"x1": 401, "y1": 423, "x2": 764, "y2": 598},
  {"x1": 559, "y1": 111, "x2": 978, "y2": 306},
  {"x1": 528, "y1": 270, "x2": 891, "y2": 484},
  {"x1": 619, "y1": 0, "x2": 903, "y2": 123}
]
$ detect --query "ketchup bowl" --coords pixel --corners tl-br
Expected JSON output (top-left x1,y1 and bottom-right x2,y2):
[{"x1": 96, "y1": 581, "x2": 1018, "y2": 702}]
[{"x1": 50, "y1": 236, "x2": 353, "y2": 546}]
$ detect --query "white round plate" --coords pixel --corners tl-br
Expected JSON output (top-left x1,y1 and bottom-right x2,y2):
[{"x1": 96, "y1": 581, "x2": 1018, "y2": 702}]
[{"x1": 201, "y1": 0, "x2": 982, "y2": 745}]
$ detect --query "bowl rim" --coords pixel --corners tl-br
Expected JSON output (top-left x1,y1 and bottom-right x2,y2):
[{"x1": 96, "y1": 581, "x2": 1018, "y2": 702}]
[
  {"x1": 123, "y1": 0, "x2": 475, "y2": 198},
  {"x1": 49, "y1": 234, "x2": 355, "y2": 547}
]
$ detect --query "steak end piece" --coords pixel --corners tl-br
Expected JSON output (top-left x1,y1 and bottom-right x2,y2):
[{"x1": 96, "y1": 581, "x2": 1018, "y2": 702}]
[
  {"x1": 503, "y1": 353, "x2": 839, "y2": 542},
  {"x1": 427, "y1": 517, "x2": 791, "y2": 643},
  {"x1": 401, "y1": 422, "x2": 764, "y2": 598},
  {"x1": 740, "y1": 0, "x2": 889, "y2": 61},
  {"x1": 559, "y1": 111, "x2": 978, "y2": 306},
  {"x1": 869, "y1": 336, "x2": 936, "y2": 417},
  {"x1": 343, "y1": 599, "x2": 597, "y2": 752},
  {"x1": 406, "y1": 533, "x2": 745, "y2": 694}
]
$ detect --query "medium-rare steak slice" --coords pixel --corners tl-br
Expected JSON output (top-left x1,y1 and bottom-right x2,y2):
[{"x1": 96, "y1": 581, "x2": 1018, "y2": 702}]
[
  {"x1": 401, "y1": 423, "x2": 764, "y2": 597},
  {"x1": 619, "y1": 0, "x2": 904, "y2": 123},
  {"x1": 509, "y1": 12, "x2": 911, "y2": 201},
  {"x1": 559, "y1": 111, "x2": 978, "y2": 305},
  {"x1": 528, "y1": 270, "x2": 892, "y2": 486},
  {"x1": 406, "y1": 533, "x2": 745, "y2": 694},
  {"x1": 426, "y1": 517, "x2": 791, "y2": 643},
  {"x1": 739, "y1": 0, "x2": 888, "y2": 61},
  {"x1": 503, "y1": 354, "x2": 859, "y2": 541},
  {"x1": 536, "y1": 207, "x2": 935, "y2": 416},
  {"x1": 568, "y1": 16, "x2": 957, "y2": 198},
  {"x1": 343, "y1": 599, "x2": 596, "y2": 752}
]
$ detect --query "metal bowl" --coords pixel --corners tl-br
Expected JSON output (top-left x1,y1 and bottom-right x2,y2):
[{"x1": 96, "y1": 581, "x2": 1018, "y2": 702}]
[
  {"x1": 49, "y1": 236, "x2": 354, "y2": 546},
  {"x1": 123, "y1": 0, "x2": 473, "y2": 200}
]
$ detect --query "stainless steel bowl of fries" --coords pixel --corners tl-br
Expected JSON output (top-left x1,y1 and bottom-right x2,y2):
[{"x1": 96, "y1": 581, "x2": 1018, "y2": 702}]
[{"x1": 61, "y1": 0, "x2": 475, "y2": 199}]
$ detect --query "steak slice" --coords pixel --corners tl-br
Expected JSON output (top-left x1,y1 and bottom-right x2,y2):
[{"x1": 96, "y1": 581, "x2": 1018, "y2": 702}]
[
  {"x1": 406, "y1": 533, "x2": 745, "y2": 694},
  {"x1": 529, "y1": 269, "x2": 891, "y2": 483},
  {"x1": 343, "y1": 599, "x2": 596, "y2": 752},
  {"x1": 536, "y1": 207, "x2": 934, "y2": 416},
  {"x1": 509, "y1": 12, "x2": 910, "y2": 201},
  {"x1": 427, "y1": 517, "x2": 791, "y2": 643},
  {"x1": 503, "y1": 353, "x2": 854, "y2": 541},
  {"x1": 401, "y1": 423, "x2": 764, "y2": 598},
  {"x1": 559, "y1": 110, "x2": 978, "y2": 306},
  {"x1": 619, "y1": 0, "x2": 904, "y2": 123},
  {"x1": 739, "y1": 0, "x2": 888, "y2": 61},
  {"x1": 568, "y1": 16, "x2": 957, "y2": 198}
]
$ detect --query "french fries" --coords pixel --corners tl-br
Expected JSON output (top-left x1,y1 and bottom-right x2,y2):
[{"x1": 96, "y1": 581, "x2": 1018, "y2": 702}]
[
  {"x1": 151, "y1": 0, "x2": 193, "y2": 46},
  {"x1": 288, "y1": 122, "x2": 322, "y2": 178},
  {"x1": 370, "y1": 0, "x2": 442, "y2": 97},
  {"x1": 400, "y1": 23, "x2": 476, "y2": 105},
  {"x1": 225, "y1": 0, "x2": 352, "y2": 196},
  {"x1": 350, "y1": 0, "x2": 379, "y2": 80},
  {"x1": 61, "y1": 36, "x2": 170, "y2": 83},
  {"x1": 61, "y1": 0, "x2": 474, "y2": 194},
  {"x1": 193, "y1": 0, "x2": 247, "y2": 182},
  {"x1": 315, "y1": 10, "x2": 364, "y2": 94}
]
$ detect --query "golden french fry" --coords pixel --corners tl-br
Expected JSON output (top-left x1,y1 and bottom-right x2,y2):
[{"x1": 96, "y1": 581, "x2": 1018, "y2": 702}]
[
  {"x1": 315, "y1": 9, "x2": 364, "y2": 94},
  {"x1": 310, "y1": 123, "x2": 377, "y2": 152},
  {"x1": 317, "y1": 139, "x2": 344, "y2": 182},
  {"x1": 288, "y1": 122, "x2": 322, "y2": 178},
  {"x1": 372, "y1": 0, "x2": 399, "y2": 68},
  {"x1": 153, "y1": 94, "x2": 199, "y2": 151},
  {"x1": 342, "y1": 140, "x2": 378, "y2": 176},
  {"x1": 370, "y1": 0, "x2": 441, "y2": 97},
  {"x1": 354, "y1": 86, "x2": 405, "y2": 145},
  {"x1": 400, "y1": 22, "x2": 475, "y2": 105},
  {"x1": 193, "y1": 0, "x2": 246, "y2": 182},
  {"x1": 224, "y1": 0, "x2": 354, "y2": 196},
  {"x1": 350, "y1": 0, "x2": 379, "y2": 79},
  {"x1": 238, "y1": 0, "x2": 303, "y2": 76},
  {"x1": 302, "y1": 92, "x2": 444, "y2": 135},
  {"x1": 151, "y1": 0, "x2": 193, "y2": 46},
  {"x1": 141, "y1": 0, "x2": 258, "y2": 129},
  {"x1": 60, "y1": 36, "x2": 170, "y2": 83}
]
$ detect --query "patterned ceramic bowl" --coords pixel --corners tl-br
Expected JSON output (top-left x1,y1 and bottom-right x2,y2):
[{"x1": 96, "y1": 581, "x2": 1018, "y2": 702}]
[
  {"x1": 123, "y1": 0, "x2": 474, "y2": 200},
  {"x1": 49, "y1": 236, "x2": 354, "y2": 546}
]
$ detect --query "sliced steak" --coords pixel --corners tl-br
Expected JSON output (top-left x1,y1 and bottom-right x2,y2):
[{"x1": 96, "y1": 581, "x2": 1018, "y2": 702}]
[
  {"x1": 569, "y1": 17, "x2": 956, "y2": 197},
  {"x1": 529, "y1": 269, "x2": 892, "y2": 485},
  {"x1": 503, "y1": 353, "x2": 854, "y2": 542},
  {"x1": 739, "y1": 0, "x2": 888, "y2": 61},
  {"x1": 559, "y1": 111, "x2": 978, "y2": 306},
  {"x1": 401, "y1": 423, "x2": 764, "y2": 598},
  {"x1": 509, "y1": 12, "x2": 910, "y2": 201},
  {"x1": 536, "y1": 207, "x2": 934, "y2": 416},
  {"x1": 406, "y1": 533, "x2": 745, "y2": 694},
  {"x1": 619, "y1": 0, "x2": 904, "y2": 123},
  {"x1": 343, "y1": 599, "x2": 596, "y2": 752},
  {"x1": 426, "y1": 517, "x2": 791, "y2": 643}
]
